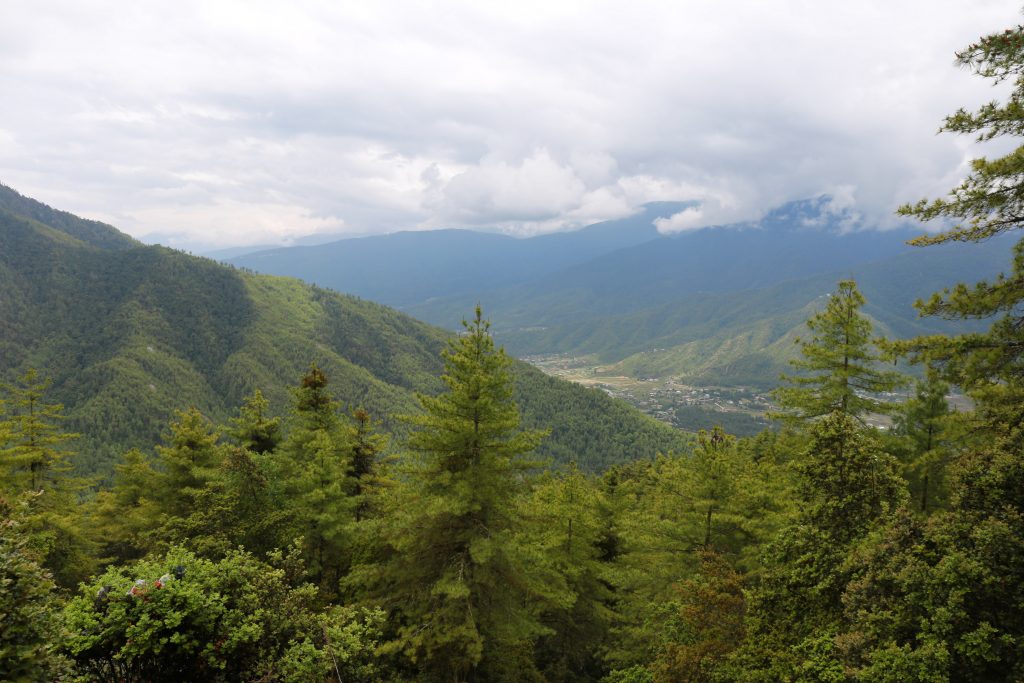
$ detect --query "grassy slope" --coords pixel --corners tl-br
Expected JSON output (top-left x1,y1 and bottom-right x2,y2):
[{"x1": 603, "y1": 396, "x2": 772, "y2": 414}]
[{"x1": 0, "y1": 193, "x2": 689, "y2": 477}]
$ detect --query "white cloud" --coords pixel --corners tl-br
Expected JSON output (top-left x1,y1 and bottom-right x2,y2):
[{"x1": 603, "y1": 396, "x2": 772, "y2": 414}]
[
  {"x1": 123, "y1": 199, "x2": 346, "y2": 250},
  {"x1": 436, "y1": 149, "x2": 587, "y2": 224},
  {"x1": 655, "y1": 207, "x2": 707, "y2": 233},
  {"x1": 0, "y1": 128, "x2": 17, "y2": 156},
  {"x1": 0, "y1": 0, "x2": 1020, "y2": 247}
]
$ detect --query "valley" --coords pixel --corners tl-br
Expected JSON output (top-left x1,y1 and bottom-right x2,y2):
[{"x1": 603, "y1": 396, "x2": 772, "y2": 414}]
[
  {"x1": 526, "y1": 353, "x2": 774, "y2": 436},
  {"x1": 525, "y1": 352, "x2": 972, "y2": 435}
]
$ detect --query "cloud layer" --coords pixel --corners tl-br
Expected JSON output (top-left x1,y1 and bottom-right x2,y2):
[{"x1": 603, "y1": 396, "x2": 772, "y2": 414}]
[{"x1": 0, "y1": 1, "x2": 1018, "y2": 249}]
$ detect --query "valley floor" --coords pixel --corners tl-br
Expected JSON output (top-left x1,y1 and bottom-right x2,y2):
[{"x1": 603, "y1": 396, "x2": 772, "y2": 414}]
[
  {"x1": 524, "y1": 353, "x2": 775, "y2": 436},
  {"x1": 524, "y1": 353, "x2": 970, "y2": 437}
]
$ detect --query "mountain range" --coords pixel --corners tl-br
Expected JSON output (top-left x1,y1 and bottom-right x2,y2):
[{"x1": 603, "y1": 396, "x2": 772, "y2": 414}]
[
  {"x1": 0, "y1": 184, "x2": 690, "y2": 477},
  {"x1": 228, "y1": 202, "x2": 687, "y2": 307}
]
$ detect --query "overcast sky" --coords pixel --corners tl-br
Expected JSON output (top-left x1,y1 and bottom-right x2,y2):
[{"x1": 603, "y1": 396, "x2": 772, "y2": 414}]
[{"x1": 0, "y1": 1, "x2": 1019, "y2": 250}]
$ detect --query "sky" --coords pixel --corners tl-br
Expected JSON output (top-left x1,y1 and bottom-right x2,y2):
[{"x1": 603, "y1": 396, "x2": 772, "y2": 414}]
[{"x1": 0, "y1": 1, "x2": 1019, "y2": 251}]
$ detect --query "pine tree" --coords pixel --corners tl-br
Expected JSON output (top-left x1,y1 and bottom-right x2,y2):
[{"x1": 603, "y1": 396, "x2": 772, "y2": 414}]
[
  {"x1": 89, "y1": 449, "x2": 161, "y2": 564},
  {"x1": 607, "y1": 429, "x2": 788, "y2": 674},
  {"x1": 892, "y1": 371, "x2": 955, "y2": 513},
  {"x1": 0, "y1": 496, "x2": 67, "y2": 681},
  {"x1": 896, "y1": 23, "x2": 1024, "y2": 446},
  {"x1": 650, "y1": 550, "x2": 746, "y2": 683},
  {"x1": 275, "y1": 364, "x2": 354, "y2": 595},
  {"x1": 772, "y1": 280, "x2": 904, "y2": 424},
  {"x1": 747, "y1": 22, "x2": 1024, "y2": 680},
  {"x1": 0, "y1": 369, "x2": 79, "y2": 493},
  {"x1": 360, "y1": 307, "x2": 549, "y2": 682},
  {"x1": 0, "y1": 370, "x2": 94, "y2": 587},
  {"x1": 524, "y1": 463, "x2": 612, "y2": 682},
  {"x1": 348, "y1": 407, "x2": 388, "y2": 523},
  {"x1": 228, "y1": 389, "x2": 281, "y2": 455},
  {"x1": 835, "y1": 22, "x2": 1024, "y2": 679},
  {"x1": 151, "y1": 408, "x2": 227, "y2": 521},
  {"x1": 840, "y1": 436, "x2": 1024, "y2": 682}
]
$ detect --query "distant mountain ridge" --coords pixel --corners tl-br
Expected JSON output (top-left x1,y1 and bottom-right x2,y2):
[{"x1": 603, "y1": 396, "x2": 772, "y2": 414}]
[
  {"x1": 229, "y1": 202, "x2": 690, "y2": 307},
  {"x1": 501, "y1": 238, "x2": 1007, "y2": 389},
  {"x1": 401, "y1": 197, "x2": 1008, "y2": 388},
  {"x1": 410, "y1": 197, "x2": 921, "y2": 328}
]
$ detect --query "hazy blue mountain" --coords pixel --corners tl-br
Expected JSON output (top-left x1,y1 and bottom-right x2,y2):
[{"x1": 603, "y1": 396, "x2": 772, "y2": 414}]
[
  {"x1": 228, "y1": 202, "x2": 690, "y2": 307},
  {"x1": 409, "y1": 197, "x2": 925, "y2": 329},
  {"x1": 203, "y1": 244, "x2": 281, "y2": 260},
  {"x1": 399, "y1": 196, "x2": 1010, "y2": 388}
]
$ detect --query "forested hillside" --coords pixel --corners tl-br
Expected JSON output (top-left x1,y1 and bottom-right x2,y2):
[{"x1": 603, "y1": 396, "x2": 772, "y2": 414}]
[
  {"x1": 0, "y1": 186, "x2": 689, "y2": 476},
  {"x1": 512, "y1": 238, "x2": 1008, "y2": 388}
]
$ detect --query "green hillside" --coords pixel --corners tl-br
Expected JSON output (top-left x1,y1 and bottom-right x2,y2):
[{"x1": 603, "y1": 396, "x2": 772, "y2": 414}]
[
  {"x1": 0, "y1": 183, "x2": 137, "y2": 251},
  {"x1": 0, "y1": 188, "x2": 689, "y2": 476}
]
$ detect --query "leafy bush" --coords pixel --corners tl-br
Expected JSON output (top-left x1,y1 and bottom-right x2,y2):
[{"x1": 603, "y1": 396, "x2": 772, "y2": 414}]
[{"x1": 62, "y1": 547, "x2": 386, "y2": 682}]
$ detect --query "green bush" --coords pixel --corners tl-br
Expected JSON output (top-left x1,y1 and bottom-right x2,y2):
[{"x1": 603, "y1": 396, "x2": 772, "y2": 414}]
[{"x1": 62, "y1": 547, "x2": 386, "y2": 682}]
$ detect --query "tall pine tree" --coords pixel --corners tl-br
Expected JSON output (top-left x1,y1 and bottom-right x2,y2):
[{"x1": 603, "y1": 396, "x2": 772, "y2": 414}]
[
  {"x1": 0, "y1": 369, "x2": 78, "y2": 493},
  {"x1": 275, "y1": 364, "x2": 354, "y2": 595},
  {"x1": 834, "y1": 19, "x2": 1024, "y2": 680},
  {"x1": 358, "y1": 307, "x2": 550, "y2": 682}
]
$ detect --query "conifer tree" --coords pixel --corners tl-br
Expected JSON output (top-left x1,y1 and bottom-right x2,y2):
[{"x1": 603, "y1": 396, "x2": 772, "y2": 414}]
[
  {"x1": 650, "y1": 550, "x2": 746, "y2": 683},
  {"x1": 607, "y1": 428, "x2": 787, "y2": 674},
  {"x1": 839, "y1": 435, "x2": 1024, "y2": 682},
  {"x1": 896, "y1": 23, "x2": 1024, "y2": 446},
  {"x1": 276, "y1": 364, "x2": 354, "y2": 595},
  {"x1": 524, "y1": 463, "x2": 612, "y2": 682},
  {"x1": 0, "y1": 369, "x2": 79, "y2": 493},
  {"x1": 0, "y1": 370, "x2": 94, "y2": 587},
  {"x1": 360, "y1": 307, "x2": 549, "y2": 681},
  {"x1": 834, "y1": 20, "x2": 1024, "y2": 679},
  {"x1": 892, "y1": 371, "x2": 955, "y2": 512},
  {"x1": 228, "y1": 388, "x2": 281, "y2": 455},
  {"x1": 348, "y1": 407, "x2": 388, "y2": 522},
  {"x1": 772, "y1": 280, "x2": 904, "y2": 424},
  {"x1": 89, "y1": 449, "x2": 161, "y2": 564},
  {"x1": 151, "y1": 408, "x2": 227, "y2": 521},
  {"x1": 0, "y1": 496, "x2": 67, "y2": 681}
]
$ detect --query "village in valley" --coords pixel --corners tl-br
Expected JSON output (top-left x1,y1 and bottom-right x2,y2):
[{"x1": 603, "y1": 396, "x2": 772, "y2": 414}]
[
  {"x1": 524, "y1": 353, "x2": 957, "y2": 436},
  {"x1": 524, "y1": 353, "x2": 776, "y2": 436}
]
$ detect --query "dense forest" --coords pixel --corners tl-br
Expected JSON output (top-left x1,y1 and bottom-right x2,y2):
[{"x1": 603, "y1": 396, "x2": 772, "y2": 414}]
[{"x1": 5, "y1": 18, "x2": 1024, "y2": 683}]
